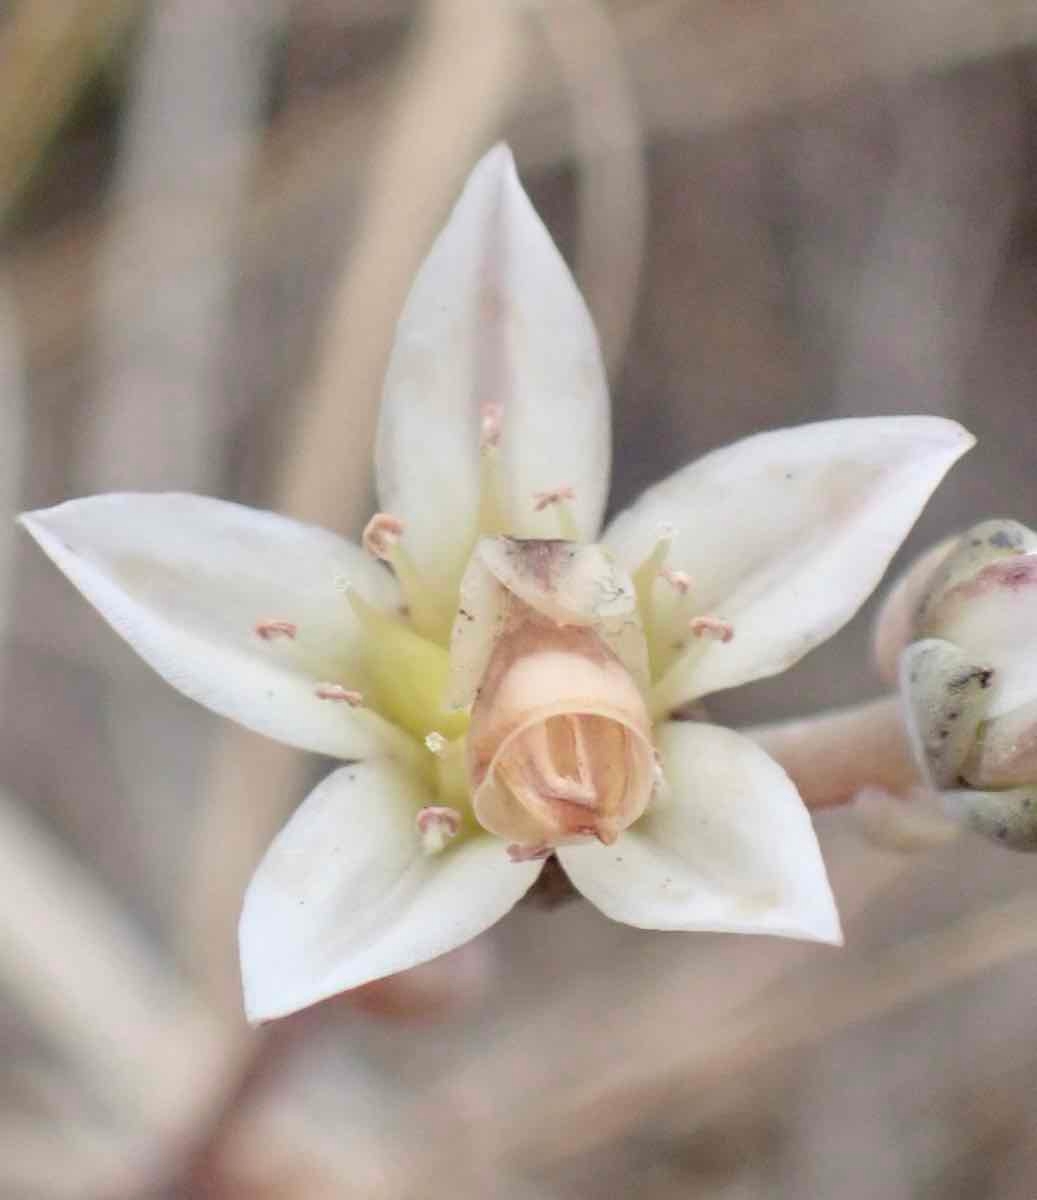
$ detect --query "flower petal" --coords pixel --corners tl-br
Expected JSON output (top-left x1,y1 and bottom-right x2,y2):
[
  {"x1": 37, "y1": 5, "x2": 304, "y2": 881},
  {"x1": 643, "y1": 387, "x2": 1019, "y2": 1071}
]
[
  {"x1": 964, "y1": 697, "x2": 1037, "y2": 789},
  {"x1": 898, "y1": 638, "x2": 993, "y2": 790},
  {"x1": 376, "y1": 144, "x2": 610, "y2": 593},
  {"x1": 239, "y1": 759, "x2": 542, "y2": 1021},
  {"x1": 20, "y1": 494, "x2": 415, "y2": 763},
  {"x1": 558, "y1": 721, "x2": 842, "y2": 943},
  {"x1": 603, "y1": 417, "x2": 973, "y2": 712}
]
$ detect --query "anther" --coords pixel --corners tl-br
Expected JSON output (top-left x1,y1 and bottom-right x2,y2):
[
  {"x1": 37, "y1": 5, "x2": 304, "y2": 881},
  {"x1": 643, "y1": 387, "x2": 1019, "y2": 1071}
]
[
  {"x1": 689, "y1": 616, "x2": 734, "y2": 643},
  {"x1": 533, "y1": 485, "x2": 576, "y2": 513},
  {"x1": 315, "y1": 683, "x2": 363, "y2": 706},
  {"x1": 660, "y1": 567, "x2": 692, "y2": 594},
  {"x1": 507, "y1": 842, "x2": 553, "y2": 863},
  {"x1": 425, "y1": 731, "x2": 447, "y2": 756},
  {"x1": 480, "y1": 401, "x2": 503, "y2": 449},
  {"x1": 255, "y1": 619, "x2": 297, "y2": 641},
  {"x1": 417, "y1": 806, "x2": 461, "y2": 855},
  {"x1": 362, "y1": 513, "x2": 405, "y2": 562}
]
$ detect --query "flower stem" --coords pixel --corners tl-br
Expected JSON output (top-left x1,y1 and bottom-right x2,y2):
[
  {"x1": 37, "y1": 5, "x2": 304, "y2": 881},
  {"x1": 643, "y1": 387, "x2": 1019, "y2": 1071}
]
[{"x1": 747, "y1": 695, "x2": 918, "y2": 811}]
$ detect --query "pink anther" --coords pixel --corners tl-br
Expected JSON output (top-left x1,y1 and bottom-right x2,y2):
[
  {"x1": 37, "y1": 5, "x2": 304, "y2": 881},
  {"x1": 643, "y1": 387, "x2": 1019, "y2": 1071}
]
[
  {"x1": 362, "y1": 513, "x2": 404, "y2": 561},
  {"x1": 417, "y1": 806, "x2": 461, "y2": 837},
  {"x1": 689, "y1": 615, "x2": 734, "y2": 643},
  {"x1": 661, "y1": 567, "x2": 692, "y2": 594},
  {"x1": 255, "y1": 619, "x2": 297, "y2": 641},
  {"x1": 480, "y1": 402, "x2": 503, "y2": 449},
  {"x1": 533, "y1": 485, "x2": 576, "y2": 512},
  {"x1": 507, "y1": 842, "x2": 553, "y2": 863},
  {"x1": 417, "y1": 806, "x2": 461, "y2": 853},
  {"x1": 315, "y1": 684, "x2": 364, "y2": 706}
]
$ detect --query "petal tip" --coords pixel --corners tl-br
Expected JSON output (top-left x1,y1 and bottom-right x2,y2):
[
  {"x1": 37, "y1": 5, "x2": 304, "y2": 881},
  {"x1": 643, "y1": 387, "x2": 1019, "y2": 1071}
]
[
  {"x1": 898, "y1": 415, "x2": 976, "y2": 460},
  {"x1": 464, "y1": 141, "x2": 519, "y2": 203},
  {"x1": 478, "y1": 140, "x2": 516, "y2": 174},
  {"x1": 929, "y1": 416, "x2": 976, "y2": 455},
  {"x1": 17, "y1": 505, "x2": 65, "y2": 559},
  {"x1": 16, "y1": 507, "x2": 45, "y2": 536},
  {"x1": 237, "y1": 887, "x2": 321, "y2": 1025},
  {"x1": 804, "y1": 903, "x2": 844, "y2": 948}
]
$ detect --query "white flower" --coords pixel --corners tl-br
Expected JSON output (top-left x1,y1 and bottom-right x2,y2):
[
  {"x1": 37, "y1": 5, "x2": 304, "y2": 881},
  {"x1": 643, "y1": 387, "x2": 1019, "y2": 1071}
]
[{"x1": 20, "y1": 146, "x2": 974, "y2": 1023}]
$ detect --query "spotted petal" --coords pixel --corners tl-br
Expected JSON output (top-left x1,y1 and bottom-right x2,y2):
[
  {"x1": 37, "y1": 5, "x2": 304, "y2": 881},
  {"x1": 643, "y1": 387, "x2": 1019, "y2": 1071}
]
[
  {"x1": 240, "y1": 759, "x2": 543, "y2": 1021},
  {"x1": 603, "y1": 417, "x2": 973, "y2": 714},
  {"x1": 20, "y1": 494, "x2": 414, "y2": 763},
  {"x1": 376, "y1": 144, "x2": 610, "y2": 597},
  {"x1": 558, "y1": 721, "x2": 842, "y2": 943}
]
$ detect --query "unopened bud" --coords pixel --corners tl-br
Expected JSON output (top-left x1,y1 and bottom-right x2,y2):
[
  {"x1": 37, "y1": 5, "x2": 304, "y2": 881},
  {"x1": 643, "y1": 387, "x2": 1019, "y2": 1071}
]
[{"x1": 896, "y1": 519, "x2": 1037, "y2": 853}]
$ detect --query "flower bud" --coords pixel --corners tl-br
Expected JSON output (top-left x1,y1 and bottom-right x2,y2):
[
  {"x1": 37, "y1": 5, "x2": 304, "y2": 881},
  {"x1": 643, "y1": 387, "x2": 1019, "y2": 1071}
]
[
  {"x1": 451, "y1": 538, "x2": 655, "y2": 849},
  {"x1": 914, "y1": 519, "x2": 1037, "y2": 637},
  {"x1": 897, "y1": 519, "x2": 1037, "y2": 853}
]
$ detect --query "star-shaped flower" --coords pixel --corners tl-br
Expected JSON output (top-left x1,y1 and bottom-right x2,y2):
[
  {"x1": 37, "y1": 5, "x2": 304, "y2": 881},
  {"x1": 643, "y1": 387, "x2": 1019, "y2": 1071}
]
[{"x1": 21, "y1": 146, "x2": 973, "y2": 1022}]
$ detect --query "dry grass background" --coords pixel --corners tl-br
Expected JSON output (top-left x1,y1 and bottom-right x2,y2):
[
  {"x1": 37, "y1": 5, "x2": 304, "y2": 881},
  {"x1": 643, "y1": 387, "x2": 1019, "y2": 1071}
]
[{"x1": 3, "y1": 1, "x2": 1037, "y2": 1196}]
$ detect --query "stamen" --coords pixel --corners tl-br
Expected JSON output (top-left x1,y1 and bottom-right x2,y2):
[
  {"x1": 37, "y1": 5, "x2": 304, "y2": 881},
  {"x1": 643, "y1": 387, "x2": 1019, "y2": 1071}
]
[
  {"x1": 255, "y1": 619, "x2": 297, "y2": 641},
  {"x1": 417, "y1": 805, "x2": 461, "y2": 855},
  {"x1": 507, "y1": 842, "x2": 553, "y2": 863},
  {"x1": 688, "y1": 616, "x2": 734, "y2": 643},
  {"x1": 532, "y1": 485, "x2": 576, "y2": 513},
  {"x1": 478, "y1": 404, "x2": 508, "y2": 535},
  {"x1": 480, "y1": 401, "x2": 503, "y2": 449},
  {"x1": 358, "y1": 515, "x2": 453, "y2": 642},
  {"x1": 425, "y1": 731, "x2": 447, "y2": 756},
  {"x1": 362, "y1": 513, "x2": 405, "y2": 562},
  {"x1": 532, "y1": 484, "x2": 579, "y2": 540},
  {"x1": 660, "y1": 567, "x2": 692, "y2": 595},
  {"x1": 315, "y1": 683, "x2": 364, "y2": 705},
  {"x1": 633, "y1": 526, "x2": 691, "y2": 679}
]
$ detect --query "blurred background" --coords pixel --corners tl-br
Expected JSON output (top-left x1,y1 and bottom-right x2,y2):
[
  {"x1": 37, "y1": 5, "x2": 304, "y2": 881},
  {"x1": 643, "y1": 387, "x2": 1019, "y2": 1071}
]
[{"x1": 3, "y1": 1, "x2": 1037, "y2": 1196}]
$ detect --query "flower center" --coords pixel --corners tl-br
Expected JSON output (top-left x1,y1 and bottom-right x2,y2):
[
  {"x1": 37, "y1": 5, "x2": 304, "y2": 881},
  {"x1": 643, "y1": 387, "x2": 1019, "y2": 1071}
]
[
  {"x1": 466, "y1": 612, "x2": 656, "y2": 851},
  {"x1": 493, "y1": 712, "x2": 638, "y2": 846}
]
